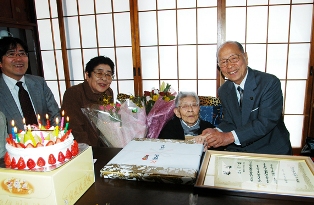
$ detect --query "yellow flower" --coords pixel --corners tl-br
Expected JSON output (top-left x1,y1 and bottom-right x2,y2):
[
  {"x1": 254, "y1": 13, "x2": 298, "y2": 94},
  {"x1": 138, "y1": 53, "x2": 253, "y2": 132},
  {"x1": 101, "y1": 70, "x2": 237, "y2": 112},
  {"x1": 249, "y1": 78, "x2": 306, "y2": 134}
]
[
  {"x1": 152, "y1": 94, "x2": 159, "y2": 101},
  {"x1": 163, "y1": 96, "x2": 170, "y2": 102}
]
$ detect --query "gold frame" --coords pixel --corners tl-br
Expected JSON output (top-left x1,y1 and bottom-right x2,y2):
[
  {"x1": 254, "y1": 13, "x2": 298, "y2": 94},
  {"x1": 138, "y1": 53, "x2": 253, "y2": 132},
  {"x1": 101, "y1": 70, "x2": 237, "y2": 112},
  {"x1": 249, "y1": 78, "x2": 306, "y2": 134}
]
[{"x1": 195, "y1": 150, "x2": 314, "y2": 202}]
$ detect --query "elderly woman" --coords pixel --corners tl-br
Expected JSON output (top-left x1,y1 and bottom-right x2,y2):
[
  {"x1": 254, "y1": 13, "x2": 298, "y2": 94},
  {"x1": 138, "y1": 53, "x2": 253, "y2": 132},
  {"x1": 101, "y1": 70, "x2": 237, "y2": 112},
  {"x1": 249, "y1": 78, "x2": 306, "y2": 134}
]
[
  {"x1": 158, "y1": 91, "x2": 215, "y2": 143},
  {"x1": 61, "y1": 56, "x2": 114, "y2": 147}
]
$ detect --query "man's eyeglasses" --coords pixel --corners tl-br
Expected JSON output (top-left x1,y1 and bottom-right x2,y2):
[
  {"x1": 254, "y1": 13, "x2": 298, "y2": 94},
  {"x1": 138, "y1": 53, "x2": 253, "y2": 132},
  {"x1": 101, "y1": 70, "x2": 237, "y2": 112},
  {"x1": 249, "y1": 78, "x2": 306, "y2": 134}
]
[
  {"x1": 93, "y1": 71, "x2": 115, "y2": 79},
  {"x1": 5, "y1": 51, "x2": 28, "y2": 58},
  {"x1": 218, "y1": 54, "x2": 241, "y2": 68},
  {"x1": 179, "y1": 103, "x2": 199, "y2": 110}
]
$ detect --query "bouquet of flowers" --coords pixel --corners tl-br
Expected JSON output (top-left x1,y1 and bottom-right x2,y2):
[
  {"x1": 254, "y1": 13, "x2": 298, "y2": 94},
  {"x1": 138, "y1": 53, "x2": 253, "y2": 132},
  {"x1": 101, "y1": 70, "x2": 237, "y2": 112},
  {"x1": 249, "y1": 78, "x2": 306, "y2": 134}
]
[
  {"x1": 144, "y1": 82, "x2": 176, "y2": 139},
  {"x1": 82, "y1": 96, "x2": 147, "y2": 148}
]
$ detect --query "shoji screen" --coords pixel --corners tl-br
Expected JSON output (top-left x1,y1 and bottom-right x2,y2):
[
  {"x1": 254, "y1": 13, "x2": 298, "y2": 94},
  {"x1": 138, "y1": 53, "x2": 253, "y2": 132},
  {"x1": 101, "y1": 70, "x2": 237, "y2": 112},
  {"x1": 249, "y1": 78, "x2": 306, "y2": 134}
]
[
  {"x1": 35, "y1": 0, "x2": 134, "y2": 104},
  {"x1": 138, "y1": 0, "x2": 218, "y2": 96}
]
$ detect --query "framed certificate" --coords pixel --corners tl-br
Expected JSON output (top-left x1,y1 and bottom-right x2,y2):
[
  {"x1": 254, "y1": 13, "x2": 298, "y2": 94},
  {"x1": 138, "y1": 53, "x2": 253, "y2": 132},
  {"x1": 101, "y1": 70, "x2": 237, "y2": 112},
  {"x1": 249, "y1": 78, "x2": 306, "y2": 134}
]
[{"x1": 195, "y1": 150, "x2": 314, "y2": 202}]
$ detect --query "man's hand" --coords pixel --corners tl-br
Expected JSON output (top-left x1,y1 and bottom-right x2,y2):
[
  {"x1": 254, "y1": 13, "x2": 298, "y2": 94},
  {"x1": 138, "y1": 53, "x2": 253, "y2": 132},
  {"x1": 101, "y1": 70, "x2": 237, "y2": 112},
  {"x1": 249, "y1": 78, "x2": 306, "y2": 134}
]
[
  {"x1": 201, "y1": 128, "x2": 217, "y2": 135},
  {"x1": 205, "y1": 130, "x2": 234, "y2": 148}
]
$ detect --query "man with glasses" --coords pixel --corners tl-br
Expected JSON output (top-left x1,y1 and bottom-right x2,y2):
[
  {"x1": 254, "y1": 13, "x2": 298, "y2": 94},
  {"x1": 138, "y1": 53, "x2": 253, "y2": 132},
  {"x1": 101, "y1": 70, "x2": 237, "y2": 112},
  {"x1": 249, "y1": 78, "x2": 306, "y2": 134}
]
[
  {"x1": 61, "y1": 56, "x2": 114, "y2": 147},
  {"x1": 159, "y1": 91, "x2": 214, "y2": 143},
  {"x1": 203, "y1": 41, "x2": 292, "y2": 155},
  {"x1": 0, "y1": 37, "x2": 60, "y2": 132}
]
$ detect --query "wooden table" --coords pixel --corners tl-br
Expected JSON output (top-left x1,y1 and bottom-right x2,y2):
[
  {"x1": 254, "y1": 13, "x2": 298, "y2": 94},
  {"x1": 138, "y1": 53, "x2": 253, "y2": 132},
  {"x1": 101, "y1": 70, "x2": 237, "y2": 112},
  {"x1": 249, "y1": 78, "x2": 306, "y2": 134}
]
[{"x1": 75, "y1": 147, "x2": 314, "y2": 205}]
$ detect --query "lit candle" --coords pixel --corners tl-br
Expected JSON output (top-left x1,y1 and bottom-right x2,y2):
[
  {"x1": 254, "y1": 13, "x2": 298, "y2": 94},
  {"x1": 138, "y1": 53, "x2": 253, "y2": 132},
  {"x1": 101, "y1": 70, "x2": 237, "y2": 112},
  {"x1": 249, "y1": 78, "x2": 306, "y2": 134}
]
[
  {"x1": 54, "y1": 119, "x2": 59, "y2": 137},
  {"x1": 55, "y1": 117, "x2": 59, "y2": 133},
  {"x1": 60, "y1": 110, "x2": 65, "y2": 130},
  {"x1": 23, "y1": 118, "x2": 26, "y2": 131},
  {"x1": 14, "y1": 127, "x2": 20, "y2": 143},
  {"x1": 64, "y1": 116, "x2": 69, "y2": 133},
  {"x1": 46, "y1": 114, "x2": 50, "y2": 129},
  {"x1": 11, "y1": 120, "x2": 15, "y2": 140},
  {"x1": 56, "y1": 117, "x2": 59, "y2": 126},
  {"x1": 37, "y1": 114, "x2": 41, "y2": 123},
  {"x1": 37, "y1": 114, "x2": 41, "y2": 130}
]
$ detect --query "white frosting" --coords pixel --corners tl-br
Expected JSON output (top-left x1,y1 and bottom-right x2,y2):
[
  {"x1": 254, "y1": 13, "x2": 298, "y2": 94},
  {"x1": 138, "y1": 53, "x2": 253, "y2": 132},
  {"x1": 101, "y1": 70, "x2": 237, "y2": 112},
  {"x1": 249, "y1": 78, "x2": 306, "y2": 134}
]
[{"x1": 6, "y1": 134, "x2": 74, "y2": 169}]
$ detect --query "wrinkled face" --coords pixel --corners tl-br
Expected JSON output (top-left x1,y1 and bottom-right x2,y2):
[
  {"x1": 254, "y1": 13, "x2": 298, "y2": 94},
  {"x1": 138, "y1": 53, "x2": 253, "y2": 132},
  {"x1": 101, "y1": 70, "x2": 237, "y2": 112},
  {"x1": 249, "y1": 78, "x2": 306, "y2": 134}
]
[
  {"x1": 0, "y1": 44, "x2": 28, "y2": 81},
  {"x1": 174, "y1": 96, "x2": 200, "y2": 126},
  {"x1": 85, "y1": 64, "x2": 113, "y2": 93},
  {"x1": 218, "y1": 43, "x2": 248, "y2": 85}
]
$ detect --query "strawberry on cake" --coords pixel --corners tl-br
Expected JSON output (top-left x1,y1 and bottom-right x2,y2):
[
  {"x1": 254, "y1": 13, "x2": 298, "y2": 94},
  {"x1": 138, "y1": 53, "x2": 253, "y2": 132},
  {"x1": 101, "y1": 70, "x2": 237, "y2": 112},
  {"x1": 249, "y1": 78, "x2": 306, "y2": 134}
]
[{"x1": 4, "y1": 126, "x2": 79, "y2": 170}]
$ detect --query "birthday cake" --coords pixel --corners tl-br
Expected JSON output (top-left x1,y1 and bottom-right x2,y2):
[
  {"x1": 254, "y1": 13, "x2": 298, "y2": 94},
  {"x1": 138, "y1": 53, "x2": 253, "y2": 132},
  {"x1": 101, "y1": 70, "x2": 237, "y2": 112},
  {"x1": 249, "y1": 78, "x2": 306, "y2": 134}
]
[{"x1": 4, "y1": 126, "x2": 78, "y2": 170}]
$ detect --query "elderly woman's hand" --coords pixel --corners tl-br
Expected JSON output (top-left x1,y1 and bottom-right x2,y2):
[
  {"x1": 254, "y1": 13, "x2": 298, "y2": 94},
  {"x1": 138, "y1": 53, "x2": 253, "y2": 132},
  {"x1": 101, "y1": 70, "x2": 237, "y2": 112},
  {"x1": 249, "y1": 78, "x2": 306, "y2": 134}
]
[{"x1": 194, "y1": 135, "x2": 206, "y2": 144}]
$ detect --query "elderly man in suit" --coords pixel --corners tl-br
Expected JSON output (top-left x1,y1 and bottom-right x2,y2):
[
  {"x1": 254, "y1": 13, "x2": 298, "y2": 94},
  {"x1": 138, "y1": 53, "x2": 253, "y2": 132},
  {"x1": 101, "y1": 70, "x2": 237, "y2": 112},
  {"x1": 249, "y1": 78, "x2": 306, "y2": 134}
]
[
  {"x1": 0, "y1": 37, "x2": 60, "y2": 132},
  {"x1": 203, "y1": 41, "x2": 292, "y2": 155}
]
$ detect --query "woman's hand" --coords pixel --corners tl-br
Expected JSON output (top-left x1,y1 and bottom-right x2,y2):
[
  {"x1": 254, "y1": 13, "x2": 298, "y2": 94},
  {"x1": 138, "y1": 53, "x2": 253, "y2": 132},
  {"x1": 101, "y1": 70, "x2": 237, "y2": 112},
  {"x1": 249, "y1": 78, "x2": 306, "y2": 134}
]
[{"x1": 194, "y1": 135, "x2": 206, "y2": 144}]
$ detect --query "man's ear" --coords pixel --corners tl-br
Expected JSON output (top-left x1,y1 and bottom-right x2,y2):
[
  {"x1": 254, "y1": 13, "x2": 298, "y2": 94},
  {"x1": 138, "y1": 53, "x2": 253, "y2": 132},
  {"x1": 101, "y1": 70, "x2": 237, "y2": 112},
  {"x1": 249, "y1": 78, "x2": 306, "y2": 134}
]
[
  {"x1": 244, "y1": 52, "x2": 248, "y2": 65},
  {"x1": 174, "y1": 108, "x2": 181, "y2": 118}
]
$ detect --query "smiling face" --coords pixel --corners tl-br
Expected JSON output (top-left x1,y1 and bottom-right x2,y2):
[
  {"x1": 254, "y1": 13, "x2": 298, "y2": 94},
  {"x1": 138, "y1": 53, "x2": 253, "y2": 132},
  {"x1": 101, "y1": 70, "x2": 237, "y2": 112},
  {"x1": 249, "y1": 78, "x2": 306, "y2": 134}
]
[
  {"x1": 174, "y1": 96, "x2": 200, "y2": 126},
  {"x1": 85, "y1": 64, "x2": 113, "y2": 93},
  {"x1": 0, "y1": 44, "x2": 28, "y2": 81},
  {"x1": 218, "y1": 42, "x2": 248, "y2": 85}
]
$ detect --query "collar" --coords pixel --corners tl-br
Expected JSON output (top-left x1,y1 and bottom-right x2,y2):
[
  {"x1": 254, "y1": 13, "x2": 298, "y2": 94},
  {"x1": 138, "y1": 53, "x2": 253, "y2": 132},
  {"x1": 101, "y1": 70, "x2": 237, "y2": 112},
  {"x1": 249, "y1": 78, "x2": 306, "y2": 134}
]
[
  {"x1": 2, "y1": 73, "x2": 25, "y2": 91},
  {"x1": 233, "y1": 67, "x2": 248, "y2": 90},
  {"x1": 181, "y1": 118, "x2": 200, "y2": 128},
  {"x1": 180, "y1": 118, "x2": 201, "y2": 136}
]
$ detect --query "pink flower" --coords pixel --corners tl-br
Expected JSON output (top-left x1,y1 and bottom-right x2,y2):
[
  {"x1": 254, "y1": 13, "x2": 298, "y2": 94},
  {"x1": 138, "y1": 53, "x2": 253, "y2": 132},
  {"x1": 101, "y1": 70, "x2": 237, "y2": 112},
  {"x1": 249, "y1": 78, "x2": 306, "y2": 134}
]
[
  {"x1": 99, "y1": 105, "x2": 105, "y2": 110},
  {"x1": 105, "y1": 104, "x2": 114, "y2": 111}
]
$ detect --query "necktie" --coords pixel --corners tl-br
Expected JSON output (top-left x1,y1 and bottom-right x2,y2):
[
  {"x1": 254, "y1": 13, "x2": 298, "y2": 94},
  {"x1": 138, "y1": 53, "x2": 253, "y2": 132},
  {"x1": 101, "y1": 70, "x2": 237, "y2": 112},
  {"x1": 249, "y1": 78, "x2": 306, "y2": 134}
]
[
  {"x1": 16, "y1": 81, "x2": 38, "y2": 125},
  {"x1": 237, "y1": 86, "x2": 244, "y2": 108}
]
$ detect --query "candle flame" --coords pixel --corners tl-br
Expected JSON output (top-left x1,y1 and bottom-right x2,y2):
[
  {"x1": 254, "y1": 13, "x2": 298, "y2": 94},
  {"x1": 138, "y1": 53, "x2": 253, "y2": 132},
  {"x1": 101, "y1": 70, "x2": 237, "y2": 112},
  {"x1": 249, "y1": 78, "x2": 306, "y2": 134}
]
[
  {"x1": 67, "y1": 116, "x2": 69, "y2": 121},
  {"x1": 37, "y1": 114, "x2": 40, "y2": 121},
  {"x1": 62, "y1": 110, "x2": 65, "y2": 116},
  {"x1": 56, "y1": 117, "x2": 59, "y2": 124},
  {"x1": 46, "y1": 114, "x2": 49, "y2": 119},
  {"x1": 11, "y1": 120, "x2": 15, "y2": 127},
  {"x1": 23, "y1": 118, "x2": 25, "y2": 124}
]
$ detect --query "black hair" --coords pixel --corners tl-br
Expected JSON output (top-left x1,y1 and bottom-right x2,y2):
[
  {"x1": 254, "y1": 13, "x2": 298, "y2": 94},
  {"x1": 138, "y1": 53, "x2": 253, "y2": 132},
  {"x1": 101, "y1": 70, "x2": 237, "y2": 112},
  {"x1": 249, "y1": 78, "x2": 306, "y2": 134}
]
[
  {"x1": 85, "y1": 56, "x2": 115, "y2": 77},
  {"x1": 0, "y1": 37, "x2": 28, "y2": 63}
]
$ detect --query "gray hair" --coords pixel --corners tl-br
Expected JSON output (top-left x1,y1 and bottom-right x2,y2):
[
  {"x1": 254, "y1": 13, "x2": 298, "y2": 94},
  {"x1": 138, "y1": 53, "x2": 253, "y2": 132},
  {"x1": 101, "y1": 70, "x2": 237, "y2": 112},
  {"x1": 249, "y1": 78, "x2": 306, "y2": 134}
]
[
  {"x1": 216, "y1": 41, "x2": 245, "y2": 59},
  {"x1": 175, "y1": 91, "x2": 199, "y2": 107}
]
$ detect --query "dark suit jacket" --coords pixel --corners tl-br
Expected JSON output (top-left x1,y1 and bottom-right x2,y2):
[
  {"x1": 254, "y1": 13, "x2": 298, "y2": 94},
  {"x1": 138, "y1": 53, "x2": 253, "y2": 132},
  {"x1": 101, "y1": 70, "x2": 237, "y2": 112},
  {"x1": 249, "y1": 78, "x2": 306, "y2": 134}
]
[
  {"x1": 0, "y1": 74, "x2": 60, "y2": 132},
  {"x1": 158, "y1": 116, "x2": 215, "y2": 140},
  {"x1": 217, "y1": 67, "x2": 292, "y2": 155}
]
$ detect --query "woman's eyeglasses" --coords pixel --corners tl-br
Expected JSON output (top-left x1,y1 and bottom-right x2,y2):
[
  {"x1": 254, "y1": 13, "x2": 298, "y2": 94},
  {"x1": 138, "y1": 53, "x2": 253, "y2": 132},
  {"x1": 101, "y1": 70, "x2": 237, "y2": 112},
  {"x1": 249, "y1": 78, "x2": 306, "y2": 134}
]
[
  {"x1": 179, "y1": 103, "x2": 199, "y2": 110},
  {"x1": 93, "y1": 71, "x2": 115, "y2": 79}
]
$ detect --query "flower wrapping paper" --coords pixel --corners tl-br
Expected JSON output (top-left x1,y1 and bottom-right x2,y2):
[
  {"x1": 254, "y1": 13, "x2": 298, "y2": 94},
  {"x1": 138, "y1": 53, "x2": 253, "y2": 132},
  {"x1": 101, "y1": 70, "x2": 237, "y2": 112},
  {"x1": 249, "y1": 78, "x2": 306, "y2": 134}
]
[
  {"x1": 82, "y1": 100, "x2": 147, "y2": 147},
  {"x1": 146, "y1": 97, "x2": 175, "y2": 139}
]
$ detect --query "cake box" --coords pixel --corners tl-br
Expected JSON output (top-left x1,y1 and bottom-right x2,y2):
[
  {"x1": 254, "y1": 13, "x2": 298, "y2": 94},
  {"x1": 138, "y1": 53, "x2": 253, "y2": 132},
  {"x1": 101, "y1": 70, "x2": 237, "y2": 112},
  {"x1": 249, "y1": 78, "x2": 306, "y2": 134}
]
[
  {"x1": 100, "y1": 138, "x2": 204, "y2": 184},
  {"x1": 0, "y1": 145, "x2": 94, "y2": 205}
]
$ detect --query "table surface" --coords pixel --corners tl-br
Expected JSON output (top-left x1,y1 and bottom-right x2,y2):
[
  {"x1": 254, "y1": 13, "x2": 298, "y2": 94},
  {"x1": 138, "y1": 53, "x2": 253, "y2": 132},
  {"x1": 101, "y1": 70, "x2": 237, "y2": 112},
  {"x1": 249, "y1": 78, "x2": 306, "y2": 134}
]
[{"x1": 75, "y1": 147, "x2": 314, "y2": 205}]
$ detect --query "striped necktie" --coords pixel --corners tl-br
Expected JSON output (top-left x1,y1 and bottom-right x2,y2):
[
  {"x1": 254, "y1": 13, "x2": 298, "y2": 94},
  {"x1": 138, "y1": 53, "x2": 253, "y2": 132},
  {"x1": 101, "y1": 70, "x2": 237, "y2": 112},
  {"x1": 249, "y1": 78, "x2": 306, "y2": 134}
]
[{"x1": 237, "y1": 86, "x2": 244, "y2": 108}]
